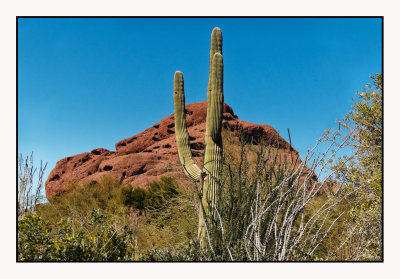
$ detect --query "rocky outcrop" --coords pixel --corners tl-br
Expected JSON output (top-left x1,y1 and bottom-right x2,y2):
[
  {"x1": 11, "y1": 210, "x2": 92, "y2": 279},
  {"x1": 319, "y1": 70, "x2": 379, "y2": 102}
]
[{"x1": 45, "y1": 102, "x2": 298, "y2": 199}]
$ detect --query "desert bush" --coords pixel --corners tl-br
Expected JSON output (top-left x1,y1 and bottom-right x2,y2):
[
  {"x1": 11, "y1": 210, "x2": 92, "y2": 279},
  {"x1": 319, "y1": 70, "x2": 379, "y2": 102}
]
[
  {"x1": 18, "y1": 209, "x2": 138, "y2": 261},
  {"x1": 120, "y1": 176, "x2": 179, "y2": 211},
  {"x1": 51, "y1": 209, "x2": 136, "y2": 261},
  {"x1": 120, "y1": 184, "x2": 148, "y2": 210},
  {"x1": 326, "y1": 74, "x2": 382, "y2": 260},
  {"x1": 18, "y1": 213, "x2": 55, "y2": 261},
  {"x1": 35, "y1": 175, "x2": 197, "y2": 256},
  {"x1": 138, "y1": 240, "x2": 205, "y2": 261},
  {"x1": 192, "y1": 129, "x2": 360, "y2": 261},
  {"x1": 132, "y1": 177, "x2": 198, "y2": 250},
  {"x1": 146, "y1": 176, "x2": 179, "y2": 209},
  {"x1": 37, "y1": 176, "x2": 127, "y2": 228}
]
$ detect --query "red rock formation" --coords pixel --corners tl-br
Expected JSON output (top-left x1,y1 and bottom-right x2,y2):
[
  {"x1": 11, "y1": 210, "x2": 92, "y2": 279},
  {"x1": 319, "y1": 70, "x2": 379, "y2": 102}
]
[{"x1": 45, "y1": 102, "x2": 299, "y2": 199}]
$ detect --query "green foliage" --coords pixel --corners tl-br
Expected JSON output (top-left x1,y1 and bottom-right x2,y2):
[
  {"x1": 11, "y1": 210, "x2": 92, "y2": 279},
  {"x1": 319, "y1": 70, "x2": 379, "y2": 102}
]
[
  {"x1": 18, "y1": 210, "x2": 137, "y2": 261},
  {"x1": 51, "y1": 209, "x2": 136, "y2": 261},
  {"x1": 120, "y1": 184, "x2": 147, "y2": 210},
  {"x1": 38, "y1": 176, "x2": 125, "y2": 220},
  {"x1": 138, "y1": 241, "x2": 205, "y2": 261},
  {"x1": 330, "y1": 74, "x2": 382, "y2": 260},
  {"x1": 119, "y1": 176, "x2": 179, "y2": 211},
  {"x1": 146, "y1": 176, "x2": 179, "y2": 209},
  {"x1": 30, "y1": 175, "x2": 197, "y2": 259},
  {"x1": 333, "y1": 74, "x2": 382, "y2": 185},
  {"x1": 18, "y1": 213, "x2": 54, "y2": 261},
  {"x1": 133, "y1": 177, "x2": 197, "y2": 250}
]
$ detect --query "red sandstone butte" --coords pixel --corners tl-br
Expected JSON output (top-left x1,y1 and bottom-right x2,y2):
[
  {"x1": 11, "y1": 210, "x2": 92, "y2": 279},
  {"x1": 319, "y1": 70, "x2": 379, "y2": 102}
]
[{"x1": 45, "y1": 102, "x2": 300, "y2": 199}]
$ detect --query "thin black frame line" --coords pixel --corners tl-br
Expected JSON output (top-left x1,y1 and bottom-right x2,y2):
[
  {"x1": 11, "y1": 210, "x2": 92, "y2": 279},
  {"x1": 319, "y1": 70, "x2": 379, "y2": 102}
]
[
  {"x1": 16, "y1": 16, "x2": 19, "y2": 263},
  {"x1": 380, "y1": 16, "x2": 384, "y2": 263},
  {"x1": 16, "y1": 16, "x2": 383, "y2": 19}
]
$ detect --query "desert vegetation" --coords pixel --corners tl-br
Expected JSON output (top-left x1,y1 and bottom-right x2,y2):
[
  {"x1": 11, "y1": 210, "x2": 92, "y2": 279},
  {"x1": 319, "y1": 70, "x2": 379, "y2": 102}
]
[
  {"x1": 17, "y1": 24, "x2": 382, "y2": 262},
  {"x1": 17, "y1": 73, "x2": 382, "y2": 260}
]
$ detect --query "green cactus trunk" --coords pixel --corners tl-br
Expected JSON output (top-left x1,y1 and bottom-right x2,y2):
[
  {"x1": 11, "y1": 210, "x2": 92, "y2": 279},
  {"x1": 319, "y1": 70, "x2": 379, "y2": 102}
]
[
  {"x1": 207, "y1": 28, "x2": 222, "y2": 100},
  {"x1": 173, "y1": 27, "x2": 224, "y2": 249},
  {"x1": 173, "y1": 71, "x2": 202, "y2": 181}
]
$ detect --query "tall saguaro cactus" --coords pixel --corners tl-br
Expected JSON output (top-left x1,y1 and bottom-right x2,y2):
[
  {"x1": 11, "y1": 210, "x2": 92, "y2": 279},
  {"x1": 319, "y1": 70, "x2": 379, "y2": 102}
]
[{"x1": 173, "y1": 27, "x2": 224, "y2": 248}]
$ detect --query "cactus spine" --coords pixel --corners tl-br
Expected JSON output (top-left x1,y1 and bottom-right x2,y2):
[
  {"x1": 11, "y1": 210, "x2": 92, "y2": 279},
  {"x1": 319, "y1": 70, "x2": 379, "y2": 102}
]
[{"x1": 173, "y1": 27, "x2": 224, "y2": 249}]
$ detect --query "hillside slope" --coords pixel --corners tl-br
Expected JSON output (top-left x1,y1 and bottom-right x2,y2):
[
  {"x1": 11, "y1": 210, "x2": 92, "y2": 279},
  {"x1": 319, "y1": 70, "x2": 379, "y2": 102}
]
[{"x1": 45, "y1": 101, "x2": 299, "y2": 199}]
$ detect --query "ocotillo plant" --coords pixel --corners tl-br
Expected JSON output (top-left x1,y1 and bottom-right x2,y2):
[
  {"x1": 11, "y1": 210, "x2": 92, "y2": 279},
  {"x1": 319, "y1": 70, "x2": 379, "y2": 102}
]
[{"x1": 173, "y1": 27, "x2": 224, "y2": 249}]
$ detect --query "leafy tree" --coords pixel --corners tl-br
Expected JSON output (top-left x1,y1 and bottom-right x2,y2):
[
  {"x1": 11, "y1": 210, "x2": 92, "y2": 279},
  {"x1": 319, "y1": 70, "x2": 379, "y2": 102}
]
[{"x1": 330, "y1": 74, "x2": 382, "y2": 260}]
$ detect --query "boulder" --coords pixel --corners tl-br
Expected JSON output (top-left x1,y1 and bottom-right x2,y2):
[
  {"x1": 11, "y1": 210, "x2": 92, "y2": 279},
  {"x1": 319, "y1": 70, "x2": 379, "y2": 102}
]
[{"x1": 45, "y1": 102, "x2": 299, "y2": 199}]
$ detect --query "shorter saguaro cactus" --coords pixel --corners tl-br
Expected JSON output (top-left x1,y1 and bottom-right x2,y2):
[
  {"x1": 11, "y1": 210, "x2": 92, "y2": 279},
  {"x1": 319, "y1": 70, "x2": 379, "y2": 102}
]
[
  {"x1": 173, "y1": 71, "x2": 202, "y2": 181},
  {"x1": 173, "y1": 27, "x2": 224, "y2": 249}
]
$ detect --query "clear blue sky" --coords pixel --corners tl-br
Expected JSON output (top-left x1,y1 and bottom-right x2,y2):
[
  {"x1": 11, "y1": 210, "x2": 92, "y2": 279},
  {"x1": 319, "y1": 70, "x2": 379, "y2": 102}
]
[{"x1": 18, "y1": 17, "x2": 382, "y2": 192}]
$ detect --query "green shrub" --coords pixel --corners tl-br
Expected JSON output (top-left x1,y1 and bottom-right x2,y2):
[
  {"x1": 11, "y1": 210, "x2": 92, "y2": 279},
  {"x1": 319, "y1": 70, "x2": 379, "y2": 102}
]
[
  {"x1": 18, "y1": 209, "x2": 138, "y2": 261},
  {"x1": 120, "y1": 184, "x2": 148, "y2": 210},
  {"x1": 18, "y1": 213, "x2": 55, "y2": 261},
  {"x1": 139, "y1": 241, "x2": 205, "y2": 261},
  {"x1": 119, "y1": 176, "x2": 179, "y2": 211},
  {"x1": 37, "y1": 176, "x2": 128, "y2": 229},
  {"x1": 146, "y1": 176, "x2": 179, "y2": 209},
  {"x1": 35, "y1": 175, "x2": 197, "y2": 256},
  {"x1": 119, "y1": 177, "x2": 197, "y2": 250},
  {"x1": 52, "y1": 209, "x2": 136, "y2": 261}
]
